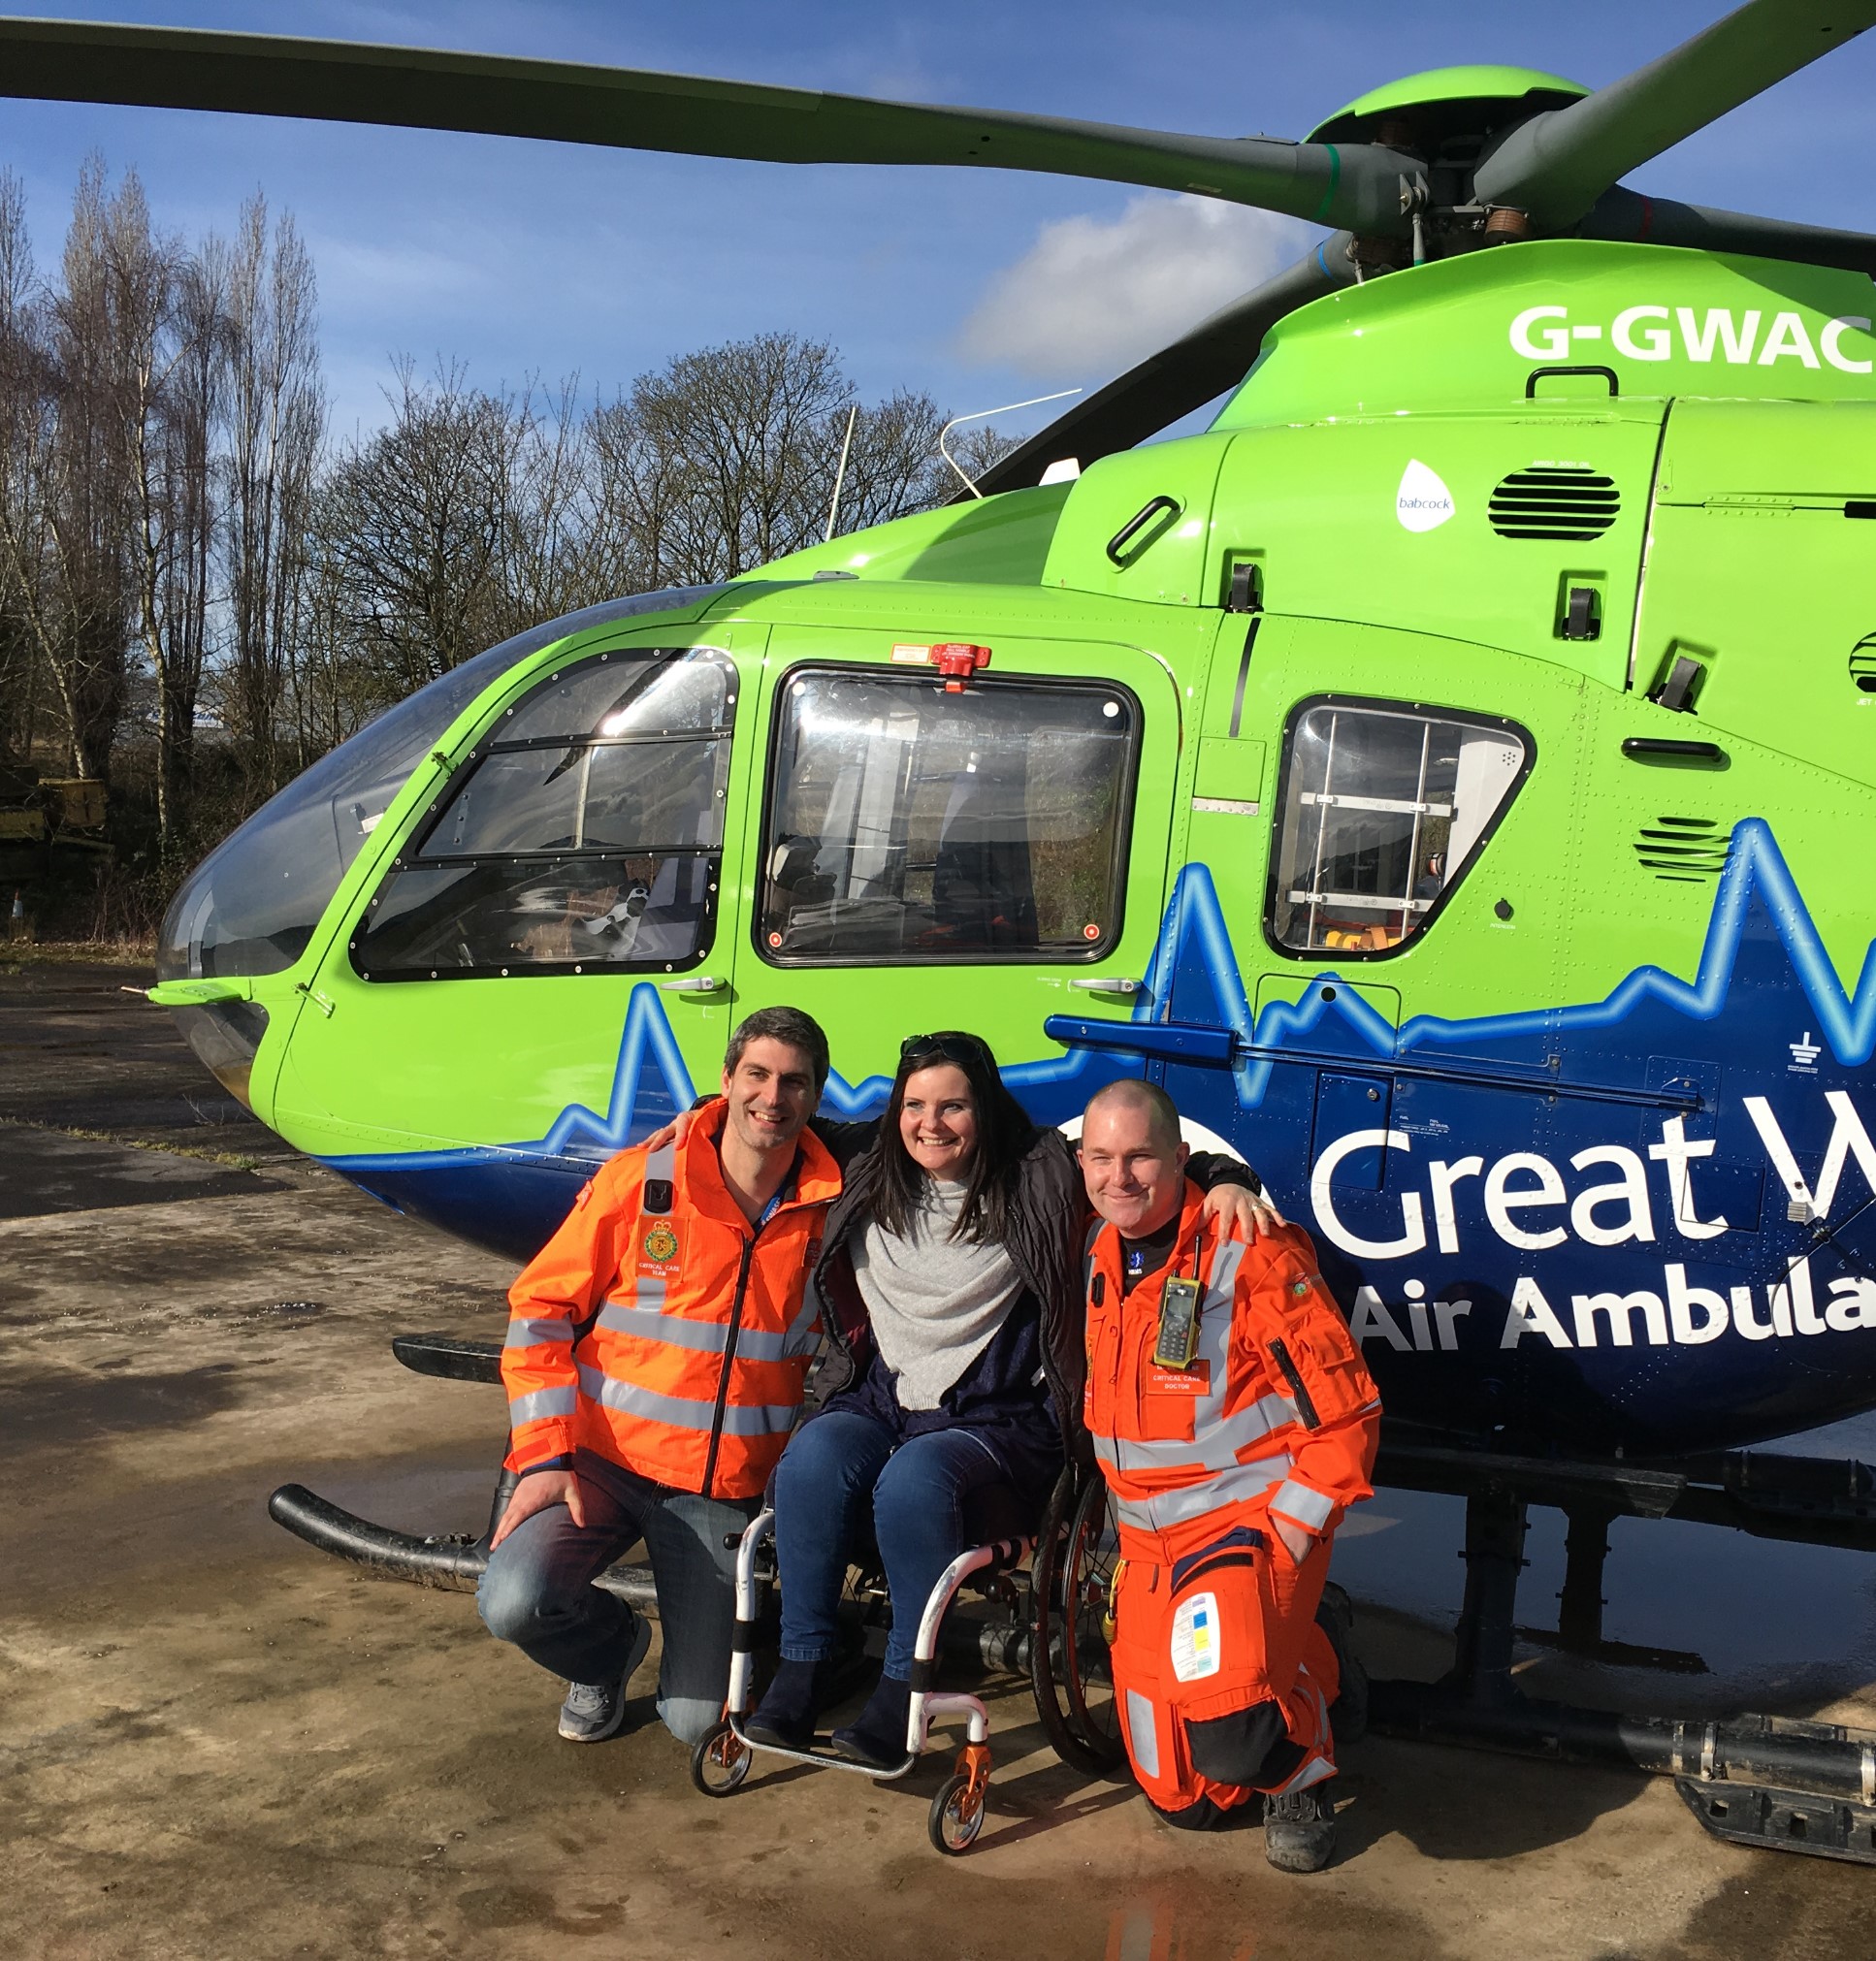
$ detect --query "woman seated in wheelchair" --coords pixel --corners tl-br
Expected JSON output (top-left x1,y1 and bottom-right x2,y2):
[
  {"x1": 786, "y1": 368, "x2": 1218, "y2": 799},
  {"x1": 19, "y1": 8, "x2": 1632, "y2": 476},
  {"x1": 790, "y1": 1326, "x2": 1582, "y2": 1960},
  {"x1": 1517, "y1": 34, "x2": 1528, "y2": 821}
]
[{"x1": 745, "y1": 1030, "x2": 1268, "y2": 1767}]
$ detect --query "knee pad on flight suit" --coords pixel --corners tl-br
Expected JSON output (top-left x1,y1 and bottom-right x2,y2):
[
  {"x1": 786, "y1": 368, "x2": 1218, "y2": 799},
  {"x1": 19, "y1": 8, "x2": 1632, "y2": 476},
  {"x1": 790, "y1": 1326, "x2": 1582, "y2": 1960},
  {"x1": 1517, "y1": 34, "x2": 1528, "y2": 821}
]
[{"x1": 1184, "y1": 1699, "x2": 1305, "y2": 1791}]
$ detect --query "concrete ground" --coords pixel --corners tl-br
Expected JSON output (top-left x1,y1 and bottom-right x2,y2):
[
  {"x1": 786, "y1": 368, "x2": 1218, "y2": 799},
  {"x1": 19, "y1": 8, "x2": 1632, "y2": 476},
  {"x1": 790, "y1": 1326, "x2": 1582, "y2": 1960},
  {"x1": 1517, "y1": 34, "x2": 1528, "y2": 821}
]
[{"x1": 3, "y1": 951, "x2": 1873, "y2": 1961}]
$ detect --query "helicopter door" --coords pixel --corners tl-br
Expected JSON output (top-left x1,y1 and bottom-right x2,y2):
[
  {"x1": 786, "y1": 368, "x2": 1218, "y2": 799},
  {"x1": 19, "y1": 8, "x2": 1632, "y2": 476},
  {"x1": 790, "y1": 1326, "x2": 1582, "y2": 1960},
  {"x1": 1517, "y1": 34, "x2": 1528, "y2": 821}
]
[{"x1": 723, "y1": 626, "x2": 1179, "y2": 1122}]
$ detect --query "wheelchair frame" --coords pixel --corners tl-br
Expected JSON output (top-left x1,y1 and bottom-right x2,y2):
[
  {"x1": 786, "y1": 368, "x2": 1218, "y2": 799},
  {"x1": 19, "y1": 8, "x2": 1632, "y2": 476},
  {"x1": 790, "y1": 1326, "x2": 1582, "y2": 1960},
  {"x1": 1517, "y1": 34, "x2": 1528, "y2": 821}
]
[{"x1": 690, "y1": 1507, "x2": 1033, "y2": 1853}]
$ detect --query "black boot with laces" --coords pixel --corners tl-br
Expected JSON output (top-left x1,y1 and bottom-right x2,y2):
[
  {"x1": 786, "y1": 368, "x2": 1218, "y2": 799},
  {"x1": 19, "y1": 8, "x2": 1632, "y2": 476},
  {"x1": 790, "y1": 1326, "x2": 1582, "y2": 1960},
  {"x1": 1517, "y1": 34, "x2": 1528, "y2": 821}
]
[{"x1": 1263, "y1": 1779, "x2": 1338, "y2": 1873}]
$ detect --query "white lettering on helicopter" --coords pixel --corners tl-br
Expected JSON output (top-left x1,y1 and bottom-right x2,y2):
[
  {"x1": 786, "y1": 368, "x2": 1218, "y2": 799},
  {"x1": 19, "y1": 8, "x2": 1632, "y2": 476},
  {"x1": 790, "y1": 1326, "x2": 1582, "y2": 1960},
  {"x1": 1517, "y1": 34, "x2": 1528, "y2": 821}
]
[
  {"x1": 1508, "y1": 304, "x2": 1874, "y2": 373},
  {"x1": 1350, "y1": 1259, "x2": 1876, "y2": 1352},
  {"x1": 1315, "y1": 1098, "x2": 1876, "y2": 1259}
]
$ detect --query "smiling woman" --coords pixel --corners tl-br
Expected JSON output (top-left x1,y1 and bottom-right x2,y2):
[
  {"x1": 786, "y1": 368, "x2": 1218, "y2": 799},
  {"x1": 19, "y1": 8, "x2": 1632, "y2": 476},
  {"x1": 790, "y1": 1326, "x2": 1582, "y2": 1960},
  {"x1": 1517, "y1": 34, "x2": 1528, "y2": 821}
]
[{"x1": 747, "y1": 1027, "x2": 1074, "y2": 1762}]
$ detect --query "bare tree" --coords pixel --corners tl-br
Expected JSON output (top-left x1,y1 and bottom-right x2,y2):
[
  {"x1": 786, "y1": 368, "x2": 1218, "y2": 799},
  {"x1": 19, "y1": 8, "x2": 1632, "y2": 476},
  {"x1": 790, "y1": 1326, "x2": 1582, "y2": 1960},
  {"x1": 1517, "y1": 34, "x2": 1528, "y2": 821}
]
[
  {"x1": 315, "y1": 359, "x2": 532, "y2": 706},
  {"x1": 585, "y1": 332, "x2": 995, "y2": 587},
  {"x1": 115, "y1": 184, "x2": 237, "y2": 845},
  {"x1": 0, "y1": 159, "x2": 140, "y2": 788},
  {"x1": 0, "y1": 171, "x2": 44, "y2": 767},
  {"x1": 224, "y1": 197, "x2": 323, "y2": 796}
]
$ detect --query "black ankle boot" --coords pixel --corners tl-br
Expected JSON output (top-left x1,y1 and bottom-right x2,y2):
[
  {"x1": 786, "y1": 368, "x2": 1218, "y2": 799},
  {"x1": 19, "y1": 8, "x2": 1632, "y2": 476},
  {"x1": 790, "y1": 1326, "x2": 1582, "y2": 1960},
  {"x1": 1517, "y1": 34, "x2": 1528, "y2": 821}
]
[
  {"x1": 830, "y1": 1673, "x2": 913, "y2": 1770},
  {"x1": 745, "y1": 1657, "x2": 822, "y2": 1752}
]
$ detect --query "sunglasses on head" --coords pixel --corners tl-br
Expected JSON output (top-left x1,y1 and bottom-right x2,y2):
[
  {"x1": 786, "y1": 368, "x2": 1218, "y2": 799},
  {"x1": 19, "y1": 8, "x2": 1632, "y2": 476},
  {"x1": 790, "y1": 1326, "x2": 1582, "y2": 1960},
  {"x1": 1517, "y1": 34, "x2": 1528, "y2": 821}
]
[{"x1": 899, "y1": 1031, "x2": 992, "y2": 1070}]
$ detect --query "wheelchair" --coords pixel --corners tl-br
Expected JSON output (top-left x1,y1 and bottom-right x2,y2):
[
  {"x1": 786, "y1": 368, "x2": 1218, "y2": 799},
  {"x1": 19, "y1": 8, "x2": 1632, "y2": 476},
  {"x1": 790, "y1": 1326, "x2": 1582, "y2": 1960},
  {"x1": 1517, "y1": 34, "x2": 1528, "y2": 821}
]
[
  {"x1": 690, "y1": 1464, "x2": 1128, "y2": 1855},
  {"x1": 264, "y1": 1332, "x2": 1128, "y2": 1855}
]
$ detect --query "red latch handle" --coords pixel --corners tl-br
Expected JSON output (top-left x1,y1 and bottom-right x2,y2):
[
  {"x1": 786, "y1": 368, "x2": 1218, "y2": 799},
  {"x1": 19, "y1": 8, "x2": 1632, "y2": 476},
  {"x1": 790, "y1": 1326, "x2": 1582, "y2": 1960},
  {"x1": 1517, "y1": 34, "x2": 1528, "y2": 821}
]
[{"x1": 932, "y1": 643, "x2": 991, "y2": 692}]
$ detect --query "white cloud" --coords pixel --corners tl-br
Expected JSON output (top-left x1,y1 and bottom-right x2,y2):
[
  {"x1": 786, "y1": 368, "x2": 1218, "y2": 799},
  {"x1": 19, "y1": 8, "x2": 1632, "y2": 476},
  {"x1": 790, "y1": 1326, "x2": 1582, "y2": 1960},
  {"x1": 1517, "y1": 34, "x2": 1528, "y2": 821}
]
[{"x1": 959, "y1": 193, "x2": 1314, "y2": 379}]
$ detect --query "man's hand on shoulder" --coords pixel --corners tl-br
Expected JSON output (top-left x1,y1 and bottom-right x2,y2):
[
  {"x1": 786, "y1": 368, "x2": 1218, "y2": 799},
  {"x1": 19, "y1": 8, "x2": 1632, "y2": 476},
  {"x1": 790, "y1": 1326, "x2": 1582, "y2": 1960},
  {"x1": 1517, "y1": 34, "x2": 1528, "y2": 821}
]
[
  {"x1": 490, "y1": 1468, "x2": 586, "y2": 1549},
  {"x1": 637, "y1": 1097, "x2": 721, "y2": 1157},
  {"x1": 1200, "y1": 1181, "x2": 1287, "y2": 1241}
]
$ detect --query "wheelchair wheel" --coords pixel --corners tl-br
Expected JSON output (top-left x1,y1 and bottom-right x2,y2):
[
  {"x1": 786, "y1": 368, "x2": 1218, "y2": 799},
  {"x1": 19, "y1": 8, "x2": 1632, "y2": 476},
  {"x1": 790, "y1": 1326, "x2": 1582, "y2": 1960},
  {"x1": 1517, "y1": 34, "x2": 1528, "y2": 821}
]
[
  {"x1": 689, "y1": 1719, "x2": 752, "y2": 1797},
  {"x1": 1029, "y1": 1469, "x2": 1128, "y2": 1776},
  {"x1": 928, "y1": 1773, "x2": 986, "y2": 1855}
]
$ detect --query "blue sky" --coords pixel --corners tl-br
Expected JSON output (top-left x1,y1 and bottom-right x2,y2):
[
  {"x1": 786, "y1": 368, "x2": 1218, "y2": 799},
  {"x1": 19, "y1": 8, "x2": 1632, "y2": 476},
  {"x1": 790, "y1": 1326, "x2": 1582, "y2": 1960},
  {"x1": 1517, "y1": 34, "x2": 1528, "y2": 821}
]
[{"x1": 2, "y1": 1, "x2": 1872, "y2": 440}]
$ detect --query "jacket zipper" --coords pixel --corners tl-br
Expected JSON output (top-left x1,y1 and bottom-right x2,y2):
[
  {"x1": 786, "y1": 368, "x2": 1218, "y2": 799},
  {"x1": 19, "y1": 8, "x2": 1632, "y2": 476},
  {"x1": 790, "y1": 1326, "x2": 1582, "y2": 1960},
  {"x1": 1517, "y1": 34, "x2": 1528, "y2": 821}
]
[
  {"x1": 701, "y1": 1225, "x2": 763, "y2": 1499},
  {"x1": 1269, "y1": 1337, "x2": 1320, "y2": 1430}
]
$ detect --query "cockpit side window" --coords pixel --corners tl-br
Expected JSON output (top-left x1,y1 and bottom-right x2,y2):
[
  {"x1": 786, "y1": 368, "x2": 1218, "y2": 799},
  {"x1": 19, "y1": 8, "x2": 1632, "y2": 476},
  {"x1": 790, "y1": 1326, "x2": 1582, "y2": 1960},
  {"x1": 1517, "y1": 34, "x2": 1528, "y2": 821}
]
[
  {"x1": 1267, "y1": 697, "x2": 1531, "y2": 958},
  {"x1": 350, "y1": 647, "x2": 736, "y2": 980},
  {"x1": 759, "y1": 664, "x2": 1137, "y2": 965}
]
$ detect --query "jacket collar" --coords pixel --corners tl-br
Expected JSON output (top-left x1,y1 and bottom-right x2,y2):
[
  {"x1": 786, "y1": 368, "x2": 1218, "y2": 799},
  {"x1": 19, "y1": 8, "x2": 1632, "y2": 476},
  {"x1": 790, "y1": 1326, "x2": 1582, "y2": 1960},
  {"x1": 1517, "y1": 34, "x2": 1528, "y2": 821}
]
[{"x1": 682, "y1": 1097, "x2": 843, "y2": 1220}]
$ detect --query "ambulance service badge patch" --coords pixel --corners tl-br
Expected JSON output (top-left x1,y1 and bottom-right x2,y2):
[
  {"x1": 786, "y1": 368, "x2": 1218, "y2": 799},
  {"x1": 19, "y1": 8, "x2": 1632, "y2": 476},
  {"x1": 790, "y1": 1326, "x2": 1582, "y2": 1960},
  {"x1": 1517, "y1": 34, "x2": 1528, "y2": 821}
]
[
  {"x1": 642, "y1": 1221, "x2": 680, "y2": 1265},
  {"x1": 1170, "y1": 1591, "x2": 1221, "y2": 1683}
]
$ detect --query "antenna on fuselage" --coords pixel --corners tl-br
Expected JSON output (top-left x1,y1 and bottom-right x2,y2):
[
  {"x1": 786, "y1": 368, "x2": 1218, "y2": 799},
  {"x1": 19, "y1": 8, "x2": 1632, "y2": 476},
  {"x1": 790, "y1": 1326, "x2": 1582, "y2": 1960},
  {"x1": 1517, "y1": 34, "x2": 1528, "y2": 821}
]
[
  {"x1": 938, "y1": 388, "x2": 1082, "y2": 499},
  {"x1": 824, "y1": 402, "x2": 859, "y2": 542}
]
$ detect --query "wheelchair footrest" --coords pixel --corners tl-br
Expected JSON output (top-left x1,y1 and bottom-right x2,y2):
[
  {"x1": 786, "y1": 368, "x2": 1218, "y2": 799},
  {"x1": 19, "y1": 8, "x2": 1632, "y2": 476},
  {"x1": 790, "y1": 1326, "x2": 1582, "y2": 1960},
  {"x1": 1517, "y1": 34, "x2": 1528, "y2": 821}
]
[{"x1": 725, "y1": 1718, "x2": 918, "y2": 1782}]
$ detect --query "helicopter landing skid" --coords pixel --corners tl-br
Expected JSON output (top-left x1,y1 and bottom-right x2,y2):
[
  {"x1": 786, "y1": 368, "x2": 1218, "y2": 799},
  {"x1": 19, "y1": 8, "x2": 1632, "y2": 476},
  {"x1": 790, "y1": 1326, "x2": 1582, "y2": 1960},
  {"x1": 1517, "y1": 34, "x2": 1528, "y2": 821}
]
[{"x1": 1367, "y1": 1474, "x2": 1876, "y2": 1866}]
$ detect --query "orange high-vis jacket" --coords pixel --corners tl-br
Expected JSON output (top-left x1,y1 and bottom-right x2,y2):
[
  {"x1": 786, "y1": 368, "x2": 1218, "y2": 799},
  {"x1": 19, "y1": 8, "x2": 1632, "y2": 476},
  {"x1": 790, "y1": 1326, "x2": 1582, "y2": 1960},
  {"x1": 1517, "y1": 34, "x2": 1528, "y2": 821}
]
[
  {"x1": 1084, "y1": 1190, "x2": 1381, "y2": 1565},
  {"x1": 501, "y1": 1102, "x2": 843, "y2": 1500}
]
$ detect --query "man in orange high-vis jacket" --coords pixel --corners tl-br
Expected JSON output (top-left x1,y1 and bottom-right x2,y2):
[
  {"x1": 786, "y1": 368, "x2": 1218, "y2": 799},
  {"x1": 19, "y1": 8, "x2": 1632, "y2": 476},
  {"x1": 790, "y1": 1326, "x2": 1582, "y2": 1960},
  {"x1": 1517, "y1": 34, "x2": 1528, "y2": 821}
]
[
  {"x1": 479, "y1": 1006, "x2": 843, "y2": 1750},
  {"x1": 1079, "y1": 1078, "x2": 1381, "y2": 1874}
]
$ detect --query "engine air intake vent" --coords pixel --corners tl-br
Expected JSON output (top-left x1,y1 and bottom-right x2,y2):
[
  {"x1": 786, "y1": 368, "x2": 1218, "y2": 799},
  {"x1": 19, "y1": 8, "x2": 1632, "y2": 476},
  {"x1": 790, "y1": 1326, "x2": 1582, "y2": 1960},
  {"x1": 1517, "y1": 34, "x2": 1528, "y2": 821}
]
[
  {"x1": 1489, "y1": 466, "x2": 1620, "y2": 540},
  {"x1": 1634, "y1": 816, "x2": 1730, "y2": 884}
]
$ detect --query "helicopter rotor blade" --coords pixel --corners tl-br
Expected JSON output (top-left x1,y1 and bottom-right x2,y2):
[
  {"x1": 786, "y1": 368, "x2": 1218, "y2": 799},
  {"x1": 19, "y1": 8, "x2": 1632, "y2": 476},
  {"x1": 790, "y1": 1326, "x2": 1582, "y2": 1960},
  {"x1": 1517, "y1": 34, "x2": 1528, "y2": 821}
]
[
  {"x1": 1475, "y1": 0, "x2": 1876, "y2": 229},
  {"x1": 0, "y1": 17, "x2": 1420, "y2": 236},
  {"x1": 1578, "y1": 187, "x2": 1876, "y2": 277},
  {"x1": 969, "y1": 239, "x2": 1356, "y2": 498}
]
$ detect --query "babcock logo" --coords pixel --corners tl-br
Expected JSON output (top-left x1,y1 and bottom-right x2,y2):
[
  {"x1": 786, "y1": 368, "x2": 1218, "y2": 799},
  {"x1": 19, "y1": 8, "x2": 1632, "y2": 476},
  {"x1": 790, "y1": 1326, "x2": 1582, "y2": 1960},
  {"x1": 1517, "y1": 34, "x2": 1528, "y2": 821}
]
[{"x1": 1509, "y1": 305, "x2": 1873, "y2": 372}]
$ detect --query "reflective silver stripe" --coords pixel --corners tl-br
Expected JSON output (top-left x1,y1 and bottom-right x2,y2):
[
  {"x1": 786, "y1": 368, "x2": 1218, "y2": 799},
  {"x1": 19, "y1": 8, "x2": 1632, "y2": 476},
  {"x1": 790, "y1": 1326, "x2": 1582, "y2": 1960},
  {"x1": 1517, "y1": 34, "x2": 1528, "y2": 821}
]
[
  {"x1": 1203, "y1": 1238, "x2": 1247, "y2": 1320},
  {"x1": 504, "y1": 1317, "x2": 574, "y2": 1350},
  {"x1": 595, "y1": 1301, "x2": 815, "y2": 1365},
  {"x1": 1111, "y1": 1453, "x2": 1291, "y2": 1533},
  {"x1": 1124, "y1": 1689, "x2": 1160, "y2": 1781},
  {"x1": 783, "y1": 1288, "x2": 823, "y2": 1356},
  {"x1": 1198, "y1": 1391, "x2": 1300, "y2": 1465},
  {"x1": 1103, "y1": 1392, "x2": 1300, "y2": 1478},
  {"x1": 644, "y1": 1140, "x2": 676, "y2": 1189},
  {"x1": 576, "y1": 1364, "x2": 797, "y2": 1437},
  {"x1": 775, "y1": 1313, "x2": 823, "y2": 1360},
  {"x1": 507, "y1": 1386, "x2": 578, "y2": 1425},
  {"x1": 597, "y1": 1302, "x2": 728, "y2": 1353},
  {"x1": 1269, "y1": 1478, "x2": 1335, "y2": 1531}
]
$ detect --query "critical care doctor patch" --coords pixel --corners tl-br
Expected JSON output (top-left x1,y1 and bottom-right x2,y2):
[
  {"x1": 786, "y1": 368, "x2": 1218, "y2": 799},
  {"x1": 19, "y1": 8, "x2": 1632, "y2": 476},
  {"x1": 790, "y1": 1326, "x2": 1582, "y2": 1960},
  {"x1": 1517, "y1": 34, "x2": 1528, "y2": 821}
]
[
  {"x1": 1170, "y1": 1590, "x2": 1221, "y2": 1683},
  {"x1": 642, "y1": 1221, "x2": 680, "y2": 1265}
]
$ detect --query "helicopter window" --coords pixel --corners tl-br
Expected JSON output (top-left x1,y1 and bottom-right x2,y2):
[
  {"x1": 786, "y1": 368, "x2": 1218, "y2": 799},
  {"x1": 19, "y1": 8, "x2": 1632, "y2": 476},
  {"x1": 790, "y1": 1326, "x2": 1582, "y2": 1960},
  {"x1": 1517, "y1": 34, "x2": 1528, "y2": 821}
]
[
  {"x1": 1269, "y1": 699, "x2": 1530, "y2": 958},
  {"x1": 759, "y1": 666, "x2": 1137, "y2": 965},
  {"x1": 350, "y1": 647, "x2": 736, "y2": 980}
]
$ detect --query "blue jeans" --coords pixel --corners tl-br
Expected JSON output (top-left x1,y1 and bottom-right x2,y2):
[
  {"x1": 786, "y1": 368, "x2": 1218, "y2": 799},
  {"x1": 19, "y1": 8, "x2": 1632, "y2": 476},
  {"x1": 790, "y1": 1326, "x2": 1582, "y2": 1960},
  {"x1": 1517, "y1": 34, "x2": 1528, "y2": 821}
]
[
  {"x1": 477, "y1": 1449, "x2": 754, "y2": 1747},
  {"x1": 772, "y1": 1410, "x2": 1011, "y2": 1681}
]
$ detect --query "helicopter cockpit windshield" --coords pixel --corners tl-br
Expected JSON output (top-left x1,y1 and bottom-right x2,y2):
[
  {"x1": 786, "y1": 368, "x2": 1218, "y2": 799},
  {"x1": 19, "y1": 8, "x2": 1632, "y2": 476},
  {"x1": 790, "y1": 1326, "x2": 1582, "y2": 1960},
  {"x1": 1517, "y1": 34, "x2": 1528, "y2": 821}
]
[
  {"x1": 154, "y1": 588, "x2": 728, "y2": 988},
  {"x1": 350, "y1": 646, "x2": 735, "y2": 979}
]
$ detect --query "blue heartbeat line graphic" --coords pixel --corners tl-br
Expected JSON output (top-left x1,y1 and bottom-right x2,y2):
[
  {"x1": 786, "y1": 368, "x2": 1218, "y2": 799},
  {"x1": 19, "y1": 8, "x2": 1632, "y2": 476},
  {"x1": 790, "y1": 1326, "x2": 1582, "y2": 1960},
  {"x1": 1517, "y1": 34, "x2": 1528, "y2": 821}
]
[{"x1": 325, "y1": 817, "x2": 1874, "y2": 1174}]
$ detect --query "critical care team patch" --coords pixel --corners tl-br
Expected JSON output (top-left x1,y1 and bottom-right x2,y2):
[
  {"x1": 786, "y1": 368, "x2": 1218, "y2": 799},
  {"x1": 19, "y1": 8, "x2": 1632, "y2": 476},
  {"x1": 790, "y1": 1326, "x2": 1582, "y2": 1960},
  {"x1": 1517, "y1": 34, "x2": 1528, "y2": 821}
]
[
  {"x1": 1170, "y1": 1590, "x2": 1221, "y2": 1683},
  {"x1": 642, "y1": 1221, "x2": 680, "y2": 1265}
]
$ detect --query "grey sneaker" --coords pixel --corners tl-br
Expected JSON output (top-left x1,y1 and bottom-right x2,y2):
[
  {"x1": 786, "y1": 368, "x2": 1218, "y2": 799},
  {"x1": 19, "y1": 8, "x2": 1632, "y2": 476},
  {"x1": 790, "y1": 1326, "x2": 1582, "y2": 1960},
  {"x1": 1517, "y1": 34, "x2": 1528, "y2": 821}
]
[
  {"x1": 1264, "y1": 1778, "x2": 1338, "y2": 1874},
  {"x1": 557, "y1": 1611, "x2": 653, "y2": 1743}
]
